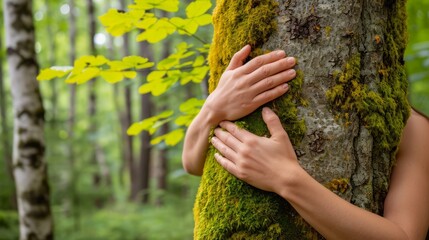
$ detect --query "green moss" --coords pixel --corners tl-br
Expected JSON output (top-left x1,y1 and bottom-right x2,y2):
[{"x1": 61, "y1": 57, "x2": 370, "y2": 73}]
[
  {"x1": 194, "y1": 0, "x2": 308, "y2": 239},
  {"x1": 326, "y1": 0, "x2": 410, "y2": 169}
]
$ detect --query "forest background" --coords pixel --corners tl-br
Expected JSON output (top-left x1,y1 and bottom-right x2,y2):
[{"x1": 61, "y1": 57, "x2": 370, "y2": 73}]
[{"x1": 0, "y1": 0, "x2": 428, "y2": 239}]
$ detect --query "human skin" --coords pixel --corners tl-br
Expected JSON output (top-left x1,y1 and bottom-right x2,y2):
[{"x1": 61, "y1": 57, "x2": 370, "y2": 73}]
[{"x1": 182, "y1": 46, "x2": 429, "y2": 239}]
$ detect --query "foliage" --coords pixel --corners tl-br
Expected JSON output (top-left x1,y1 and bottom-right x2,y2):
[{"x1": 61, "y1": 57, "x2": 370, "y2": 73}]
[
  {"x1": 405, "y1": 0, "x2": 429, "y2": 115},
  {"x1": 37, "y1": 0, "x2": 213, "y2": 146}
]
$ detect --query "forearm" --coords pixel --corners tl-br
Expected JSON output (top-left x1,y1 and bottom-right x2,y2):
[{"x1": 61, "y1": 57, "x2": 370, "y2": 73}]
[
  {"x1": 182, "y1": 106, "x2": 219, "y2": 176},
  {"x1": 279, "y1": 167, "x2": 409, "y2": 240}
]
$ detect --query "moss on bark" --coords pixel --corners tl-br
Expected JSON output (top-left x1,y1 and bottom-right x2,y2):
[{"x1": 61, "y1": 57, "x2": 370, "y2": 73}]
[{"x1": 194, "y1": 0, "x2": 308, "y2": 238}]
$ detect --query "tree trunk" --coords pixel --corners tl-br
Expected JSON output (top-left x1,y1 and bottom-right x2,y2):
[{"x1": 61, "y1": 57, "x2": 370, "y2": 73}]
[
  {"x1": 44, "y1": 0, "x2": 58, "y2": 127},
  {"x1": 194, "y1": 0, "x2": 410, "y2": 239},
  {"x1": 67, "y1": 0, "x2": 80, "y2": 230},
  {"x1": 138, "y1": 41, "x2": 153, "y2": 204},
  {"x1": 3, "y1": 0, "x2": 53, "y2": 239},
  {"x1": 0, "y1": 5, "x2": 16, "y2": 210},
  {"x1": 119, "y1": 0, "x2": 138, "y2": 201}
]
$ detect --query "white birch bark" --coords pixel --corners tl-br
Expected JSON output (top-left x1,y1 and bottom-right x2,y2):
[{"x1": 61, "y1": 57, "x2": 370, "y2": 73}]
[{"x1": 3, "y1": 0, "x2": 53, "y2": 239}]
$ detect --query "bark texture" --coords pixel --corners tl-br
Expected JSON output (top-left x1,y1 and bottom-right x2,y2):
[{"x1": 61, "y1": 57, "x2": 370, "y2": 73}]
[
  {"x1": 3, "y1": 0, "x2": 53, "y2": 239},
  {"x1": 194, "y1": 0, "x2": 410, "y2": 239}
]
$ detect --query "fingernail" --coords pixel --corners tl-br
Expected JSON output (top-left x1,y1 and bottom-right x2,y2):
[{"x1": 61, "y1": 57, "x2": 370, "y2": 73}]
[
  {"x1": 276, "y1": 50, "x2": 285, "y2": 57},
  {"x1": 263, "y1": 107, "x2": 269, "y2": 113},
  {"x1": 283, "y1": 83, "x2": 289, "y2": 89},
  {"x1": 286, "y1": 57, "x2": 296, "y2": 64},
  {"x1": 211, "y1": 137, "x2": 217, "y2": 143}
]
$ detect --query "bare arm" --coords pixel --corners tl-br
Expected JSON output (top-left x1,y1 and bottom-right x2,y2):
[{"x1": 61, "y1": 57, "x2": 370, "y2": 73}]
[
  {"x1": 212, "y1": 108, "x2": 429, "y2": 239},
  {"x1": 182, "y1": 45, "x2": 297, "y2": 175}
]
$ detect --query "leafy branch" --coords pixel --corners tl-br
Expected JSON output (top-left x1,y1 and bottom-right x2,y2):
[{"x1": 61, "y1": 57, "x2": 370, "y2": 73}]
[{"x1": 37, "y1": 0, "x2": 213, "y2": 146}]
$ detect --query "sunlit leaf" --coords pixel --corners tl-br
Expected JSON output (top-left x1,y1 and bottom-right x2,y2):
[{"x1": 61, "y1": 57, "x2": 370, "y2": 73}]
[
  {"x1": 136, "y1": 18, "x2": 176, "y2": 43},
  {"x1": 150, "y1": 128, "x2": 184, "y2": 146},
  {"x1": 193, "y1": 14, "x2": 212, "y2": 26},
  {"x1": 99, "y1": 9, "x2": 139, "y2": 36},
  {"x1": 186, "y1": 1, "x2": 212, "y2": 18},
  {"x1": 100, "y1": 71, "x2": 137, "y2": 84},
  {"x1": 66, "y1": 67, "x2": 100, "y2": 85},
  {"x1": 132, "y1": 0, "x2": 179, "y2": 12},
  {"x1": 37, "y1": 68, "x2": 72, "y2": 81},
  {"x1": 147, "y1": 71, "x2": 167, "y2": 82},
  {"x1": 179, "y1": 98, "x2": 205, "y2": 113},
  {"x1": 193, "y1": 55, "x2": 205, "y2": 67}
]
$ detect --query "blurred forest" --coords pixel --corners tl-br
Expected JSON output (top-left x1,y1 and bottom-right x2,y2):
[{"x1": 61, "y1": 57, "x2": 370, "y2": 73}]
[{"x1": 0, "y1": 0, "x2": 428, "y2": 239}]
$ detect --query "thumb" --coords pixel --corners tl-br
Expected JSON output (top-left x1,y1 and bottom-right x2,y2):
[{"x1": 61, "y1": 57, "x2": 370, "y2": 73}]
[
  {"x1": 262, "y1": 107, "x2": 288, "y2": 140},
  {"x1": 226, "y1": 45, "x2": 251, "y2": 70}
]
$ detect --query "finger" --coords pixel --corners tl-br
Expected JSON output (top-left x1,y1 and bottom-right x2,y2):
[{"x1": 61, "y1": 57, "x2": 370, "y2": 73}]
[
  {"x1": 262, "y1": 107, "x2": 289, "y2": 141},
  {"x1": 214, "y1": 153, "x2": 239, "y2": 176},
  {"x1": 211, "y1": 136, "x2": 237, "y2": 161},
  {"x1": 252, "y1": 83, "x2": 290, "y2": 107},
  {"x1": 226, "y1": 45, "x2": 251, "y2": 71},
  {"x1": 250, "y1": 68, "x2": 296, "y2": 93},
  {"x1": 240, "y1": 50, "x2": 286, "y2": 74},
  {"x1": 214, "y1": 128, "x2": 241, "y2": 152},
  {"x1": 247, "y1": 57, "x2": 296, "y2": 85},
  {"x1": 219, "y1": 121, "x2": 254, "y2": 142}
]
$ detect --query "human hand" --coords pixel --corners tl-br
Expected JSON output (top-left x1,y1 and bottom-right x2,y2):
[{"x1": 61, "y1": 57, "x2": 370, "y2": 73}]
[
  {"x1": 203, "y1": 45, "x2": 297, "y2": 125},
  {"x1": 210, "y1": 107, "x2": 300, "y2": 193}
]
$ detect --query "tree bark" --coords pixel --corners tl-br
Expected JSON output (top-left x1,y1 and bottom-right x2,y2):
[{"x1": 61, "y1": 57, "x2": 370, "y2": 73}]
[
  {"x1": 44, "y1": 0, "x2": 58, "y2": 127},
  {"x1": 194, "y1": 0, "x2": 410, "y2": 239},
  {"x1": 0, "y1": 5, "x2": 17, "y2": 210},
  {"x1": 67, "y1": 0, "x2": 80, "y2": 230},
  {"x1": 3, "y1": 0, "x2": 53, "y2": 239},
  {"x1": 138, "y1": 41, "x2": 153, "y2": 204},
  {"x1": 119, "y1": 0, "x2": 138, "y2": 201}
]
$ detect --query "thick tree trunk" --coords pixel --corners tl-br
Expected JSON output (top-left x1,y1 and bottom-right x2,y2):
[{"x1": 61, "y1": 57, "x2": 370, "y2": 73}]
[
  {"x1": 194, "y1": 0, "x2": 410, "y2": 239},
  {"x1": 3, "y1": 0, "x2": 53, "y2": 239}
]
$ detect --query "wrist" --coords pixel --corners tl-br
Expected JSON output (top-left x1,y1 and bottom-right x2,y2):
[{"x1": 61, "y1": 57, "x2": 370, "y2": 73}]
[{"x1": 276, "y1": 163, "x2": 308, "y2": 202}]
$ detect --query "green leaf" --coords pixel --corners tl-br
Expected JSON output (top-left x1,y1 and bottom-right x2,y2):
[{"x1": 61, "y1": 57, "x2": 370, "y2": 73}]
[
  {"x1": 132, "y1": 0, "x2": 179, "y2": 12},
  {"x1": 150, "y1": 128, "x2": 184, "y2": 146},
  {"x1": 193, "y1": 14, "x2": 212, "y2": 26},
  {"x1": 179, "y1": 98, "x2": 205, "y2": 113},
  {"x1": 147, "y1": 71, "x2": 167, "y2": 82},
  {"x1": 186, "y1": 1, "x2": 212, "y2": 18},
  {"x1": 66, "y1": 67, "x2": 101, "y2": 85},
  {"x1": 193, "y1": 56, "x2": 205, "y2": 67},
  {"x1": 157, "y1": 58, "x2": 178, "y2": 70},
  {"x1": 136, "y1": 18, "x2": 176, "y2": 43},
  {"x1": 127, "y1": 110, "x2": 174, "y2": 136},
  {"x1": 100, "y1": 71, "x2": 137, "y2": 84},
  {"x1": 37, "y1": 67, "x2": 72, "y2": 81},
  {"x1": 99, "y1": 9, "x2": 139, "y2": 36}
]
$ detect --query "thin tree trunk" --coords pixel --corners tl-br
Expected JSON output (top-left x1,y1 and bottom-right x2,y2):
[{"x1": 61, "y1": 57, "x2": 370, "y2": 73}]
[
  {"x1": 152, "y1": 29, "x2": 173, "y2": 206},
  {"x1": 67, "y1": 0, "x2": 80, "y2": 231},
  {"x1": 155, "y1": 110, "x2": 169, "y2": 206},
  {"x1": 138, "y1": 41, "x2": 153, "y2": 204},
  {"x1": 87, "y1": 0, "x2": 103, "y2": 207},
  {"x1": 118, "y1": 0, "x2": 137, "y2": 201},
  {"x1": 194, "y1": 0, "x2": 410, "y2": 238},
  {"x1": 44, "y1": 0, "x2": 57, "y2": 127},
  {"x1": 4, "y1": 0, "x2": 53, "y2": 239}
]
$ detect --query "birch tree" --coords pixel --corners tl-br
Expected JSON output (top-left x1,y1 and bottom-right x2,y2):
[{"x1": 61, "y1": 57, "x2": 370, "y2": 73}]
[
  {"x1": 194, "y1": 0, "x2": 410, "y2": 238},
  {"x1": 3, "y1": 0, "x2": 53, "y2": 239}
]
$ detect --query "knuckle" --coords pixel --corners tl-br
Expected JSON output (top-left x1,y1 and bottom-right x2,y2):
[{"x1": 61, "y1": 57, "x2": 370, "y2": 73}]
[
  {"x1": 265, "y1": 78, "x2": 274, "y2": 89},
  {"x1": 260, "y1": 66, "x2": 270, "y2": 77},
  {"x1": 253, "y1": 57, "x2": 264, "y2": 68}
]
